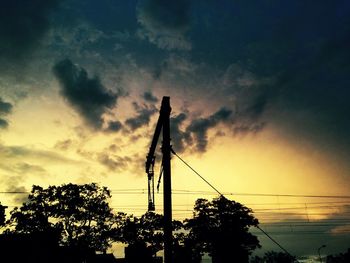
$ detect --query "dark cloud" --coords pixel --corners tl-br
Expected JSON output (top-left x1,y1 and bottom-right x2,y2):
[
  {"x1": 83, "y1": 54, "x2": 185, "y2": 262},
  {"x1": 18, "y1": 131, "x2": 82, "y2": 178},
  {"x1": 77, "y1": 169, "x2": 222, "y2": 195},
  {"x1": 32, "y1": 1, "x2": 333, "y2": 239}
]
[
  {"x1": 52, "y1": 59, "x2": 119, "y2": 129},
  {"x1": 143, "y1": 91, "x2": 158, "y2": 103},
  {"x1": 137, "y1": 0, "x2": 191, "y2": 50},
  {"x1": 244, "y1": 95, "x2": 268, "y2": 120},
  {"x1": 98, "y1": 153, "x2": 132, "y2": 172},
  {"x1": 0, "y1": 119, "x2": 9, "y2": 129},
  {"x1": 125, "y1": 102, "x2": 157, "y2": 130},
  {"x1": 0, "y1": 97, "x2": 13, "y2": 114},
  {"x1": 170, "y1": 108, "x2": 233, "y2": 153},
  {"x1": 170, "y1": 113, "x2": 188, "y2": 153},
  {"x1": 0, "y1": 97, "x2": 13, "y2": 129},
  {"x1": 0, "y1": 0, "x2": 59, "y2": 63},
  {"x1": 186, "y1": 1, "x2": 350, "y2": 156},
  {"x1": 185, "y1": 107, "x2": 232, "y2": 152},
  {"x1": 106, "y1": 121, "x2": 123, "y2": 132},
  {"x1": 230, "y1": 94, "x2": 268, "y2": 137}
]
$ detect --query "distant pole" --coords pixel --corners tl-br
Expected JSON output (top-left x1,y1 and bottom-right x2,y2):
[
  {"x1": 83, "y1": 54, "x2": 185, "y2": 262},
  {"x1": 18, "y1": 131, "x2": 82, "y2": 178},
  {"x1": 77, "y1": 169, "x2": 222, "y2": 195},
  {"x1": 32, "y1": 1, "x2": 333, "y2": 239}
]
[
  {"x1": 161, "y1": 97, "x2": 172, "y2": 263},
  {"x1": 318, "y1": 245, "x2": 326, "y2": 263}
]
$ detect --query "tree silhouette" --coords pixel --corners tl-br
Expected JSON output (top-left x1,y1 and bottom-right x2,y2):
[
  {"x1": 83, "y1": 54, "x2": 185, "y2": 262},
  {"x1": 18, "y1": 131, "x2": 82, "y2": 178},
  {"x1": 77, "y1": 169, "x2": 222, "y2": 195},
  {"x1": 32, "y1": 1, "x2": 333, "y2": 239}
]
[
  {"x1": 6, "y1": 183, "x2": 126, "y2": 252},
  {"x1": 184, "y1": 195, "x2": 260, "y2": 263},
  {"x1": 0, "y1": 203, "x2": 7, "y2": 227},
  {"x1": 173, "y1": 231, "x2": 202, "y2": 263},
  {"x1": 120, "y1": 211, "x2": 183, "y2": 258},
  {"x1": 121, "y1": 212, "x2": 163, "y2": 256}
]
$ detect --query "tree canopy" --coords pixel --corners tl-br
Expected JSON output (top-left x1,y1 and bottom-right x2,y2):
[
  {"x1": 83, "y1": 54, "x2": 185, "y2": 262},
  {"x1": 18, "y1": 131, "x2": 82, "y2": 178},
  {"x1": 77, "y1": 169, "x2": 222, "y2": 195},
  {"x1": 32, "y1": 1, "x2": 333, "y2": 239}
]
[
  {"x1": 184, "y1": 195, "x2": 260, "y2": 263},
  {"x1": 120, "y1": 211, "x2": 183, "y2": 256},
  {"x1": 6, "y1": 183, "x2": 126, "y2": 252},
  {"x1": 0, "y1": 203, "x2": 6, "y2": 227},
  {"x1": 2, "y1": 184, "x2": 262, "y2": 262}
]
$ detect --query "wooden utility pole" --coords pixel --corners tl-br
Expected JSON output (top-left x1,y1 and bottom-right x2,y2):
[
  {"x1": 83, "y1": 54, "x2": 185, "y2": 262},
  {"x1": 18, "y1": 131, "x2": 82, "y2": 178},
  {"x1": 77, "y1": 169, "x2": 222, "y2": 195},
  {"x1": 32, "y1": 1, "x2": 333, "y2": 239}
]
[
  {"x1": 145, "y1": 96, "x2": 173, "y2": 263},
  {"x1": 161, "y1": 97, "x2": 172, "y2": 263}
]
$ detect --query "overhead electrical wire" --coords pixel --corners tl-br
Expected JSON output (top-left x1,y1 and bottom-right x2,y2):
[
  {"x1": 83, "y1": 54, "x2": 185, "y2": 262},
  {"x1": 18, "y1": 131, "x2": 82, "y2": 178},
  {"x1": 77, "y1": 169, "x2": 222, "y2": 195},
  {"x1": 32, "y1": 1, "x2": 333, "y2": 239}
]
[
  {"x1": 171, "y1": 148, "x2": 223, "y2": 196},
  {"x1": 171, "y1": 148, "x2": 301, "y2": 262},
  {"x1": 1, "y1": 189, "x2": 350, "y2": 200}
]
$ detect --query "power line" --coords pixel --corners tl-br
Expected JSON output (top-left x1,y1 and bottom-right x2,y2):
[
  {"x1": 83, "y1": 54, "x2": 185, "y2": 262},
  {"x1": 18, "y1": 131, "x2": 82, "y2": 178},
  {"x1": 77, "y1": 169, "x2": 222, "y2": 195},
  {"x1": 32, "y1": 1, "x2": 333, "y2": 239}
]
[
  {"x1": 170, "y1": 189, "x2": 350, "y2": 199},
  {"x1": 1, "y1": 188, "x2": 349, "y2": 200},
  {"x1": 171, "y1": 149, "x2": 223, "y2": 196},
  {"x1": 255, "y1": 225, "x2": 300, "y2": 255},
  {"x1": 172, "y1": 150, "x2": 300, "y2": 262}
]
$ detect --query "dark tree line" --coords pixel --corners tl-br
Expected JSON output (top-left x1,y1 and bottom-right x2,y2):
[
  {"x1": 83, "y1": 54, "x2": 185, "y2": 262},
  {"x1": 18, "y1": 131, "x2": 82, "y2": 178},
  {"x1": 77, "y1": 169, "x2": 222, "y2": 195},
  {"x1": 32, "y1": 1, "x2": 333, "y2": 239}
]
[
  {"x1": 4, "y1": 183, "x2": 127, "y2": 252},
  {"x1": 0, "y1": 183, "x2": 290, "y2": 263},
  {"x1": 2, "y1": 184, "x2": 348, "y2": 263}
]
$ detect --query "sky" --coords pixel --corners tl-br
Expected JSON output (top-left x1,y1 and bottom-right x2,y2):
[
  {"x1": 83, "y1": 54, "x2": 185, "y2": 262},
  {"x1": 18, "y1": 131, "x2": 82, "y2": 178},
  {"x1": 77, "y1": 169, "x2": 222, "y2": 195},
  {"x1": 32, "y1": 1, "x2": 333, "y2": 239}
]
[{"x1": 0, "y1": 0, "x2": 350, "y2": 259}]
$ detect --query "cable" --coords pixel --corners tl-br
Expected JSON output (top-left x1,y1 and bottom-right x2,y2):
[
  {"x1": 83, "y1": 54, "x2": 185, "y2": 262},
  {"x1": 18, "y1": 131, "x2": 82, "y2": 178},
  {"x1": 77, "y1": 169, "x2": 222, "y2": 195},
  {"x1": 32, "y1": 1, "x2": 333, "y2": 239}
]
[
  {"x1": 170, "y1": 189, "x2": 350, "y2": 199},
  {"x1": 256, "y1": 225, "x2": 300, "y2": 255},
  {"x1": 172, "y1": 149, "x2": 300, "y2": 262},
  {"x1": 171, "y1": 149, "x2": 223, "y2": 196},
  {"x1": 1, "y1": 189, "x2": 349, "y2": 200}
]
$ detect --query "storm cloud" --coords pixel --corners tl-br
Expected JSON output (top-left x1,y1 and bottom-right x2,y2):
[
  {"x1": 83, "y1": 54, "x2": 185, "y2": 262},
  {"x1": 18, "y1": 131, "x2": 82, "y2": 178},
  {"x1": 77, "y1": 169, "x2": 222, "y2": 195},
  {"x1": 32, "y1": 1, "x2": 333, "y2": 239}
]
[
  {"x1": 169, "y1": 108, "x2": 233, "y2": 153},
  {"x1": 53, "y1": 59, "x2": 119, "y2": 129},
  {"x1": 0, "y1": 119, "x2": 8, "y2": 129},
  {"x1": 195, "y1": 1, "x2": 349, "y2": 147},
  {"x1": 170, "y1": 113, "x2": 188, "y2": 153},
  {"x1": 143, "y1": 91, "x2": 158, "y2": 103},
  {"x1": 0, "y1": 0, "x2": 59, "y2": 63},
  {"x1": 97, "y1": 152, "x2": 132, "y2": 172},
  {"x1": 125, "y1": 102, "x2": 157, "y2": 131},
  {"x1": 0, "y1": 97, "x2": 12, "y2": 114},
  {"x1": 0, "y1": 97, "x2": 13, "y2": 129},
  {"x1": 186, "y1": 107, "x2": 232, "y2": 152},
  {"x1": 137, "y1": 0, "x2": 191, "y2": 50},
  {"x1": 106, "y1": 121, "x2": 123, "y2": 132}
]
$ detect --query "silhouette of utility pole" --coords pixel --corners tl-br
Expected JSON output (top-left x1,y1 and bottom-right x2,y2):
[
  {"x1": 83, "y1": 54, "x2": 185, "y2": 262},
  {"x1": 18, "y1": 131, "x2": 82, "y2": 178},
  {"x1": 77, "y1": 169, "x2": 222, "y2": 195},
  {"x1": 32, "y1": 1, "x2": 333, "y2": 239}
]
[{"x1": 146, "y1": 96, "x2": 173, "y2": 263}]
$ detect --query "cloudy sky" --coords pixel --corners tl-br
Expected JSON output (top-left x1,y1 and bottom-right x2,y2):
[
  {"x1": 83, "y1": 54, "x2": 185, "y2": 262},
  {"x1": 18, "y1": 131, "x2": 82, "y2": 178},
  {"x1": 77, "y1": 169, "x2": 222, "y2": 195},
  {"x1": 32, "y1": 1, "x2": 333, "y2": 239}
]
[{"x1": 0, "y1": 0, "x2": 350, "y2": 258}]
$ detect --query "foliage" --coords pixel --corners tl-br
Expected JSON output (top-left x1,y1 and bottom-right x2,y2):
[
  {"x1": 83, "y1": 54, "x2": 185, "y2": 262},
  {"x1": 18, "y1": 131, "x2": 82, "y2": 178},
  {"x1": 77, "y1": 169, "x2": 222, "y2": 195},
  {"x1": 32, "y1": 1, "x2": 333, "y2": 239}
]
[
  {"x1": 120, "y1": 211, "x2": 183, "y2": 256},
  {"x1": 184, "y1": 195, "x2": 260, "y2": 263},
  {"x1": 0, "y1": 203, "x2": 7, "y2": 227},
  {"x1": 6, "y1": 183, "x2": 126, "y2": 252}
]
